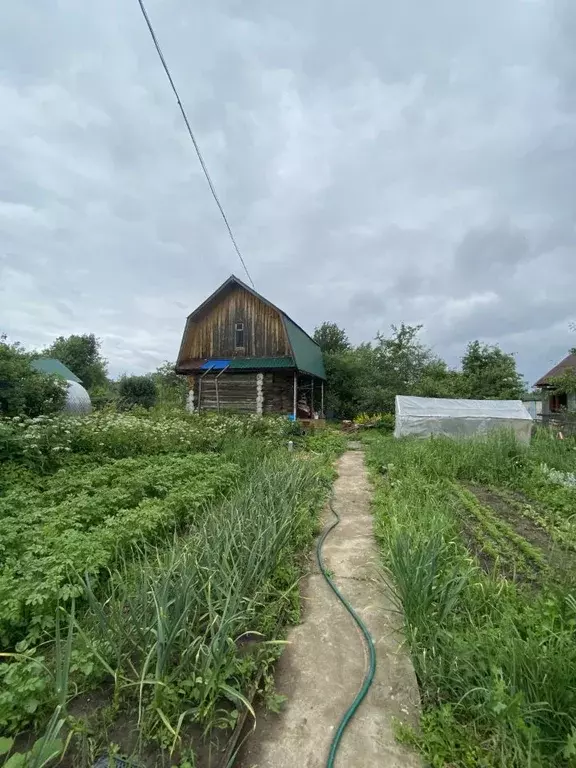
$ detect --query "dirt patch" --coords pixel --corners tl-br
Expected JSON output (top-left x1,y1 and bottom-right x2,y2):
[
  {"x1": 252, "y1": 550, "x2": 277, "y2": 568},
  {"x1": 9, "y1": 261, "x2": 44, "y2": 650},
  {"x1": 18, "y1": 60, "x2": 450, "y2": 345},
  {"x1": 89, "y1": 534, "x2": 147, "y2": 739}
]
[{"x1": 30, "y1": 684, "x2": 232, "y2": 768}]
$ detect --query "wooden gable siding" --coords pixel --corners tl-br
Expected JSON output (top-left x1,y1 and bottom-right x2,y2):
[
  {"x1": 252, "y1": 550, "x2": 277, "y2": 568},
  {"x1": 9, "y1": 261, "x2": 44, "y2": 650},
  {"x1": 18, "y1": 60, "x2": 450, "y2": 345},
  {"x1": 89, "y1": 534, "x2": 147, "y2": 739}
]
[{"x1": 183, "y1": 284, "x2": 290, "y2": 360}]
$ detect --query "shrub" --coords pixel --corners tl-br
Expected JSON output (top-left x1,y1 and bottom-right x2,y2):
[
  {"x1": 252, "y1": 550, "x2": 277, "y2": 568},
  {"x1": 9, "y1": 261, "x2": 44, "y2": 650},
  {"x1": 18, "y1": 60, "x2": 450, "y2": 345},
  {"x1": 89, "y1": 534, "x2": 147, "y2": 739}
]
[
  {"x1": 354, "y1": 412, "x2": 395, "y2": 432},
  {"x1": 0, "y1": 338, "x2": 67, "y2": 418},
  {"x1": 118, "y1": 375, "x2": 157, "y2": 409}
]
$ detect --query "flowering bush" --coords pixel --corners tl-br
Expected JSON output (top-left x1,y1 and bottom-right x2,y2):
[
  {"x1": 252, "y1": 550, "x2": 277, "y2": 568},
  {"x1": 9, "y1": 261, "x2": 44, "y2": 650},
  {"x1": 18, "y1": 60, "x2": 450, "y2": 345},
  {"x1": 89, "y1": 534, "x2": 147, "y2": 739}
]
[
  {"x1": 0, "y1": 415, "x2": 73, "y2": 471},
  {"x1": 0, "y1": 411, "x2": 292, "y2": 468}
]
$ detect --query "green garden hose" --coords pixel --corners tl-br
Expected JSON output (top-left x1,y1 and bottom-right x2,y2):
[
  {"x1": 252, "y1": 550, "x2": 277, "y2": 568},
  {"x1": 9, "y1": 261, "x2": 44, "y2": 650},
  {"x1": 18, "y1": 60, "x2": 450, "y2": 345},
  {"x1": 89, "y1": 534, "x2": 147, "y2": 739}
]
[{"x1": 316, "y1": 494, "x2": 377, "y2": 768}]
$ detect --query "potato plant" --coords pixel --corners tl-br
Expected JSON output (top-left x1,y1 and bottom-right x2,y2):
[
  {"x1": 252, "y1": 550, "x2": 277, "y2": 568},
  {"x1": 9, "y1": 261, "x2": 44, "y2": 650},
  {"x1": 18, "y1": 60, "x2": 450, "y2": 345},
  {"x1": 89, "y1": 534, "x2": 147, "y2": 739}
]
[{"x1": 0, "y1": 409, "x2": 343, "y2": 765}]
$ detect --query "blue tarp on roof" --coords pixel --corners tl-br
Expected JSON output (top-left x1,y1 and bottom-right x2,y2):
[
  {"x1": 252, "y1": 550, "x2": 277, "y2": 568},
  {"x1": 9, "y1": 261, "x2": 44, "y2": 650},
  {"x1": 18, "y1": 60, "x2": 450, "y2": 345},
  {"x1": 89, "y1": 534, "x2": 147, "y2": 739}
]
[{"x1": 200, "y1": 359, "x2": 230, "y2": 370}]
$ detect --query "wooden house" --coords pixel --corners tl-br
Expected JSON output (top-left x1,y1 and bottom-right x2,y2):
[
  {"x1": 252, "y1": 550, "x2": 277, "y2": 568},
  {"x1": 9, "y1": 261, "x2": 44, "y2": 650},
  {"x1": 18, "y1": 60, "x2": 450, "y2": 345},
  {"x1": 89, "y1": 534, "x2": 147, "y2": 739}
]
[
  {"x1": 535, "y1": 352, "x2": 576, "y2": 414},
  {"x1": 175, "y1": 275, "x2": 326, "y2": 418}
]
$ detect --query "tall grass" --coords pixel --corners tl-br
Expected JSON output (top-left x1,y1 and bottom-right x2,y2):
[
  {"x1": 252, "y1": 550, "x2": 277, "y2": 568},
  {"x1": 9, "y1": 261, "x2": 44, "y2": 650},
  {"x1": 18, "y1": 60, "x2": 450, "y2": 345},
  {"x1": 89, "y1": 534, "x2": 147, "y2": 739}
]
[{"x1": 368, "y1": 433, "x2": 576, "y2": 767}]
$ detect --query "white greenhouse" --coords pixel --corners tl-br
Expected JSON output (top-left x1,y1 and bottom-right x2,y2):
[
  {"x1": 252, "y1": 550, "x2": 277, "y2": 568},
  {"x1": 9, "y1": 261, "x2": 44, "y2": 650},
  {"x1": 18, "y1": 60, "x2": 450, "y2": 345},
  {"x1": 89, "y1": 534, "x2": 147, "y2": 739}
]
[
  {"x1": 63, "y1": 379, "x2": 92, "y2": 415},
  {"x1": 394, "y1": 396, "x2": 533, "y2": 444},
  {"x1": 30, "y1": 357, "x2": 92, "y2": 416}
]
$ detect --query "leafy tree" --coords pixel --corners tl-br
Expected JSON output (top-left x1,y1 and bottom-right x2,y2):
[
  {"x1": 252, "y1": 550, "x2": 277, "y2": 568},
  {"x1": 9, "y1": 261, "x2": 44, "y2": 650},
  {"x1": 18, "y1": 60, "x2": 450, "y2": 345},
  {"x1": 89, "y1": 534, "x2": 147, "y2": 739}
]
[
  {"x1": 315, "y1": 321, "x2": 526, "y2": 418},
  {"x1": 547, "y1": 327, "x2": 576, "y2": 399},
  {"x1": 461, "y1": 340, "x2": 524, "y2": 399},
  {"x1": 150, "y1": 361, "x2": 187, "y2": 407},
  {"x1": 414, "y1": 359, "x2": 467, "y2": 399},
  {"x1": 356, "y1": 324, "x2": 450, "y2": 413},
  {"x1": 0, "y1": 335, "x2": 67, "y2": 417},
  {"x1": 549, "y1": 370, "x2": 576, "y2": 397},
  {"x1": 322, "y1": 348, "x2": 363, "y2": 419},
  {"x1": 313, "y1": 322, "x2": 351, "y2": 354},
  {"x1": 43, "y1": 334, "x2": 108, "y2": 391},
  {"x1": 118, "y1": 375, "x2": 157, "y2": 409}
]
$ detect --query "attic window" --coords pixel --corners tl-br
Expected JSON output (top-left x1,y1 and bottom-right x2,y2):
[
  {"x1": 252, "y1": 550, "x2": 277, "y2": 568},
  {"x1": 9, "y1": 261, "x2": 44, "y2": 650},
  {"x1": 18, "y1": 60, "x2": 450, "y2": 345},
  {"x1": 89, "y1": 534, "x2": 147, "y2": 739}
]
[{"x1": 235, "y1": 322, "x2": 245, "y2": 348}]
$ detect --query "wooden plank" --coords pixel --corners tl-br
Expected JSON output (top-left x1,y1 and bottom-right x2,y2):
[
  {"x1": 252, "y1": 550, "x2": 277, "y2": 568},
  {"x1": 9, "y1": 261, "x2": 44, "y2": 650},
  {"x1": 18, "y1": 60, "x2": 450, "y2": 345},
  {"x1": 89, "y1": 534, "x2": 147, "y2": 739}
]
[{"x1": 182, "y1": 285, "x2": 290, "y2": 360}]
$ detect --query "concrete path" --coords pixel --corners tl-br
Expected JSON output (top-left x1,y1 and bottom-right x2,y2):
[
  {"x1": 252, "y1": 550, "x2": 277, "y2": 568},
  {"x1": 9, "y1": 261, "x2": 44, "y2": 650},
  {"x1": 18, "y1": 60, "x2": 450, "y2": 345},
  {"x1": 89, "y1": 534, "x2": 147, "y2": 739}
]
[{"x1": 238, "y1": 449, "x2": 421, "y2": 768}]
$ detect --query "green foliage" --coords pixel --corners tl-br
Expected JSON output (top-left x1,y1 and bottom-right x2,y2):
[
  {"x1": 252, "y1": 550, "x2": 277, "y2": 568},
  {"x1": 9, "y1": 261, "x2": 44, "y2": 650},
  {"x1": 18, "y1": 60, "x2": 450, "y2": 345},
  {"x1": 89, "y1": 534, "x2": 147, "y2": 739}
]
[
  {"x1": 303, "y1": 429, "x2": 347, "y2": 459},
  {"x1": 313, "y1": 322, "x2": 351, "y2": 354},
  {"x1": 548, "y1": 368, "x2": 576, "y2": 397},
  {"x1": 150, "y1": 361, "x2": 187, "y2": 407},
  {"x1": 366, "y1": 433, "x2": 576, "y2": 767},
  {"x1": 42, "y1": 334, "x2": 108, "y2": 391},
  {"x1": 0, "y1": 408, "x2": 337, "y2": 759},
  {"x1": 0, "y1": 337, "x2": 67, "y2": 418},
  {"x1": 117, "y1": 374, "x2": 158, "y2": 409},
  {"x1": 0, "y1": 453, "x2": 240, "y2": 650},
  {"x1": 71, "y1": 455, "x2": 330, "y2": 742},
  {"x1": 322, "y1": 348, "x2": 362, "y2": 419},
  {"x1": 461, "y1": 340, "x2": 525, "y2": 400},
  {"x1": 318, "y1": 323, "x2": 526, "y2": 418},
  {"x1": 354, "y1": 412, "x2": 395, "y2": 432},
  {"x1": 0, "y1": 411, "x2": 294, "y2": 472}
]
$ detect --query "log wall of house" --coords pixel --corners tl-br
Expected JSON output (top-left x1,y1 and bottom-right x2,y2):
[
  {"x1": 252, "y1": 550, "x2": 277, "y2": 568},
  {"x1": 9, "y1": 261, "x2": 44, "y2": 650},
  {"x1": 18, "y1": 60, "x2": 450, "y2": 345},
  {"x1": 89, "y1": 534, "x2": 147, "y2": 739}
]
[
  {"x1": 181, "y1": 284, "x2": 290, "y2": 361},
  {"x1": 263, "y1": 372, "x2": 293, "y2": 414},
  {"x1": 189, "y1": 371, "x2": 295, "y2": 415},
  {"x1": 195, "y1": 372, "x2": 258, "y2": 414}
]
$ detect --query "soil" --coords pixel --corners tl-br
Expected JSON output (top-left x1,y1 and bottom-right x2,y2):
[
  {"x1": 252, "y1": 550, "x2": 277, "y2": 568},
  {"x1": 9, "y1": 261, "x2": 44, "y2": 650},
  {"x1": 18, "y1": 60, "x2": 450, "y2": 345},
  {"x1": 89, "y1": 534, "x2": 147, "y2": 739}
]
[{"x1": 47, "y1": 684, "x2": 230, "y2": 768}]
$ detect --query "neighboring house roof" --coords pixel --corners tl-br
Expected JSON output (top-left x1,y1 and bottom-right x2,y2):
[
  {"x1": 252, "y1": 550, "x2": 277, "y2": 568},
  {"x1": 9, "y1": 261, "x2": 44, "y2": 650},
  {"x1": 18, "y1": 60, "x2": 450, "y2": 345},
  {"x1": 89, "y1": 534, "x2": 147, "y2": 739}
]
[
  {"x1": 182, "y1": 275, "x2": 326, "y2": 379},
  {"x1": 535, "y1": 353, "x2": 576, "y2": 388},
  {"x1": 30, "y1": 358, "x2": 82, "y2": 384}
]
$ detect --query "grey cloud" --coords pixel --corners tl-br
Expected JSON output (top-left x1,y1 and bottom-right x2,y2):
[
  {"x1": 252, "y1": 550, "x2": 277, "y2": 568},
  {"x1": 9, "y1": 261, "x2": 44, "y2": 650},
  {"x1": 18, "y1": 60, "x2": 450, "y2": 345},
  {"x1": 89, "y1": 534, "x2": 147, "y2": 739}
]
[{"x1": 2, "y1": 0, "x2": 576, "y2": 383}]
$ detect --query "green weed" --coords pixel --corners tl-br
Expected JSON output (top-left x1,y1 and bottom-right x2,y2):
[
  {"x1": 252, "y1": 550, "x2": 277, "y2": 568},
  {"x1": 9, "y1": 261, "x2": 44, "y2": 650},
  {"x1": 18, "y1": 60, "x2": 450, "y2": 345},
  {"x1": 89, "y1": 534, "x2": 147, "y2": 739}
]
[{"x1": 367, "y1": 432, "x2": 576, "y2": 767}]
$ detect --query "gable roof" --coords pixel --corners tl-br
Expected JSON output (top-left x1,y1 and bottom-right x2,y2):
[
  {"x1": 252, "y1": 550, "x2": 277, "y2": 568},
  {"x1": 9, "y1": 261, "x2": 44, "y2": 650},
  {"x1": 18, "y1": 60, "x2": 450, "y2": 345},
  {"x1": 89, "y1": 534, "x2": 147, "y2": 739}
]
[
  {"x1": 535, "y1": 353, "x2": 576, "y2": 387},
  {"x1": 30, "y1": 358, "x2": 82, "y2": 383},
  {"x1": 182, "y1": 275, "x2": 325, "y2": 379}
]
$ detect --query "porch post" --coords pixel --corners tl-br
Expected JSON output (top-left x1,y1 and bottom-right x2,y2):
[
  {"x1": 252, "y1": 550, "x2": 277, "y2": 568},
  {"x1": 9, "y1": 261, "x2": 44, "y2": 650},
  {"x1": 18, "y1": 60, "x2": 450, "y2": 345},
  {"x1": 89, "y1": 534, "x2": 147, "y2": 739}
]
[
  {"x1": 293, "y1": 371, "x2": 297, "y2": 420},
  {"x1": 311, "y1": 377, "x2": 315, "y2": 417},
  {"x1": 321, "y1": 380, "x2": 324, "y2": 418}
]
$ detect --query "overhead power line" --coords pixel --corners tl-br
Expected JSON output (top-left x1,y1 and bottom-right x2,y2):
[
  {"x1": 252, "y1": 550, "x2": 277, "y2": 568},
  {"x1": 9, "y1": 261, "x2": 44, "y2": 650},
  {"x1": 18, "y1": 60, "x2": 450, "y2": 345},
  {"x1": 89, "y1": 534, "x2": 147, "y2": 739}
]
[{"x1": 135, "y1": 0, "x2": 255, "y2": 288}]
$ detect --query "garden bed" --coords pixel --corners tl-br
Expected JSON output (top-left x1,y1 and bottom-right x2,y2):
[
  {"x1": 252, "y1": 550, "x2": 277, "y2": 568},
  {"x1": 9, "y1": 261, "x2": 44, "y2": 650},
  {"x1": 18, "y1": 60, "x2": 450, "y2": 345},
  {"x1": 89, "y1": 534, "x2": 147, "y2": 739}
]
[
  {"x1": 0, "y1": 410, "x2": 346, "y2": 767},
  {"x1": 366, "y1": 430, "x2": 576, "y2": 767}
]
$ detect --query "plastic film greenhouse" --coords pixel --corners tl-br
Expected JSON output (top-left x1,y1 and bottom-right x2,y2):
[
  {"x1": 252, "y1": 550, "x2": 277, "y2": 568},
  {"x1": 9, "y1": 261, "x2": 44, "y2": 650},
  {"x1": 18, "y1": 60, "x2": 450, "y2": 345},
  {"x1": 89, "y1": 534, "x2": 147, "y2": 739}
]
[{"x1": 394, "y1": 396, "x2": 533, "y2": 443}]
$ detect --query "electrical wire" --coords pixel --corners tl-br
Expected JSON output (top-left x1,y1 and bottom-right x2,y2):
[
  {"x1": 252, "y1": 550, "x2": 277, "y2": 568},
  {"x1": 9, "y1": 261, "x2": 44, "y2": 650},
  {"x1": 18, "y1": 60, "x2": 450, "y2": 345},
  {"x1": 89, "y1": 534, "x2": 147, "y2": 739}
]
[
  {"x1": 135, "y1": 0, "x2": 256, "y2": 289},
  {"x1": 316, "y1": 492, "x2": 377, "y2": 767}
]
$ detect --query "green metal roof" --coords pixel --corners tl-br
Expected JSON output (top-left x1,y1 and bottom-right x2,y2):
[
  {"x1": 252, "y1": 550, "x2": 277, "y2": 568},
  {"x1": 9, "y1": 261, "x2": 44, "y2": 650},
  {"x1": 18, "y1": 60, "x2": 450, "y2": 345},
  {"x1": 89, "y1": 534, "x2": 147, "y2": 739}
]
[
  {"x1": 30, "y1": 358, "x2": 82, "y2": 383},
  {"x1": 283, "y1": 317, "x2": 326, "y2": 379},
  {"x1": 228, "y1": 357, "x2": 295, "y2": 370}
]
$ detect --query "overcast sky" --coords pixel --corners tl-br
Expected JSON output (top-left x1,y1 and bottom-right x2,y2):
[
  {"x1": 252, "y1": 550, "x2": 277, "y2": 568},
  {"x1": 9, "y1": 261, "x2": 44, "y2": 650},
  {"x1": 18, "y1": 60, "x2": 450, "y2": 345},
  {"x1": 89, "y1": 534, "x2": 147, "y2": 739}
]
[{"x1": 1, "y1": 0, "x2": 575, "y2": 384}]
